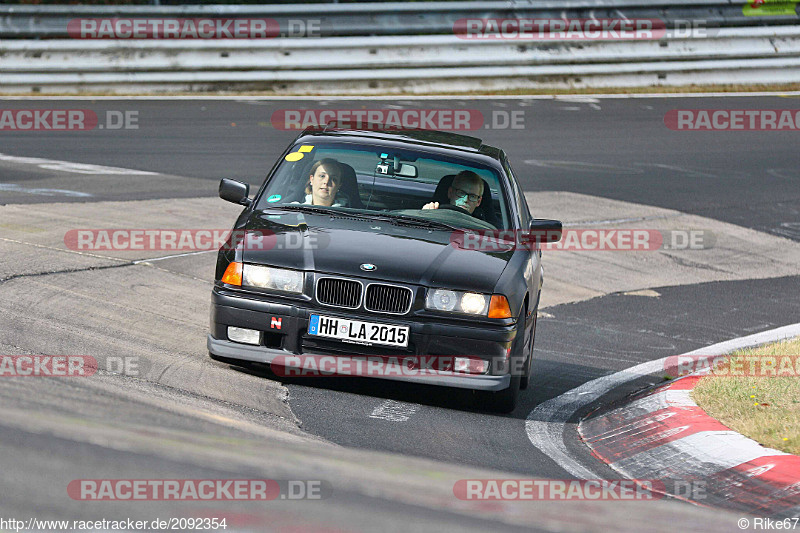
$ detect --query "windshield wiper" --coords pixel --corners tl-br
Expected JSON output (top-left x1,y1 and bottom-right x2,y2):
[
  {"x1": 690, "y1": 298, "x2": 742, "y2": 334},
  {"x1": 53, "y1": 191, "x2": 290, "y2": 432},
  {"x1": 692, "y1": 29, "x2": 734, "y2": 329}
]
[
  {"x1": 268, "y1": 205, "x2": 399, "y2": 224},
  {"x1": 268, "y1": 204, "x2": 337, "y2": 215},
  {"x1": 388, "y1": 214, "x2": 467, "y2": 232},
  {"x1": 268, "y1": 205, "x2": 466, "y2": 231}
]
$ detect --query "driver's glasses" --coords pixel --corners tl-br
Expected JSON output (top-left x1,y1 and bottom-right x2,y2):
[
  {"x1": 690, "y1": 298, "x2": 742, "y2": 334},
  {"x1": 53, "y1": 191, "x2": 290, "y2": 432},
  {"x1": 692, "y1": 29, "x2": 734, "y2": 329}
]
[{"x1": 453, "y1": 188, "x2": 482, "y2": 203}]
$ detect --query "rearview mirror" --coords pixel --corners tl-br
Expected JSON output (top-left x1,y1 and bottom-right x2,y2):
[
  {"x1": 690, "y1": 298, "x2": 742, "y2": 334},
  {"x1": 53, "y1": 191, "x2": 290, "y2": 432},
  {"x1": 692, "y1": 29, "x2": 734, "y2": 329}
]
[
  {"x1": 219, "y1": 179, "x2": 251, "y2": 206},
  {"x1": 376, "y1": 157, "x2": 418, "y2": 178},
  {"x1": 528, "y1": 219, "x2": 562, "y2": 243},
  {"x1": 397, "y1": 163, "x2": 418, "y2": 178}
]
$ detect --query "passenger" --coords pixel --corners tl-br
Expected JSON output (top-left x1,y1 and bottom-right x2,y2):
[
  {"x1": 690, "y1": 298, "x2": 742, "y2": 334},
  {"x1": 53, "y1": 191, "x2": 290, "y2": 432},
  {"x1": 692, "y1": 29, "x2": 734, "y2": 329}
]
[
  {"x1": 302, "y1": 158, "x2": 349, "y2": 207},
  {"x1": 422, "y1": 170, "x2": 483, "y2": 215}
]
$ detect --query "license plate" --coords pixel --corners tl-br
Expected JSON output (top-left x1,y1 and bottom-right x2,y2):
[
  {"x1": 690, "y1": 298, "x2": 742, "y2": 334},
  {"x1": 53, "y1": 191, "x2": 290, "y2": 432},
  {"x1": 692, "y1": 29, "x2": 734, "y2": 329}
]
[{"x1": 308, "y1": 314, "x2": 409, "y2": 348}]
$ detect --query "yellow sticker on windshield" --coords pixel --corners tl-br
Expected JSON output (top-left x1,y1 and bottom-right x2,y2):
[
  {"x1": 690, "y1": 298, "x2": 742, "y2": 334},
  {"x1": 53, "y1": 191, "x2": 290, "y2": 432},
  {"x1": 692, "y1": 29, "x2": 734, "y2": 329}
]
[{"x1": 284, "y1": 145, "x2": 315, "y2": 162}]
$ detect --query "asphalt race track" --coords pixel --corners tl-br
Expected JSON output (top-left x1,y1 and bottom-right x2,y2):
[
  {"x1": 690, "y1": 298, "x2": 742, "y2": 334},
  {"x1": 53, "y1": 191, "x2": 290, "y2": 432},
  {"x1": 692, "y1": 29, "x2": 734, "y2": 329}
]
[{"x1": 1, "y1": 95, "x2": 798, "y2": 531}]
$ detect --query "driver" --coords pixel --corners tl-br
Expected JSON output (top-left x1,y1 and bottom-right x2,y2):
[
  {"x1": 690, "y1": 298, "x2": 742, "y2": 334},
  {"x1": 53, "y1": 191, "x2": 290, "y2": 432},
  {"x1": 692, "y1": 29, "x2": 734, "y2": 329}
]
[
  {"x1": 300, "y1": 158, "x2": 349, "y2": 207},
  {"x1": 422, "y1": 170, "x2": 483, "y2": 215}
]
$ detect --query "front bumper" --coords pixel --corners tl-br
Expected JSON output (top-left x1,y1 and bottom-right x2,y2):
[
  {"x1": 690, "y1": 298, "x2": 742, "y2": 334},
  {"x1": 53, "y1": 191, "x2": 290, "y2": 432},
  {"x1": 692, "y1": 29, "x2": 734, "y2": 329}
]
[{"x1": 208, "y1": 287, "x2": 516, "y2": 391}]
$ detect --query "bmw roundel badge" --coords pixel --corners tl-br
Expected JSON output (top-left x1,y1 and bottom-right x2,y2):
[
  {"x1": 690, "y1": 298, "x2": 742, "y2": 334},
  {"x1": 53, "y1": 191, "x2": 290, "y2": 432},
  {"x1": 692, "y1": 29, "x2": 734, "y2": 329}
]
[{"x1": 360, "y1": 263, "x2": 377, "y2": 271}]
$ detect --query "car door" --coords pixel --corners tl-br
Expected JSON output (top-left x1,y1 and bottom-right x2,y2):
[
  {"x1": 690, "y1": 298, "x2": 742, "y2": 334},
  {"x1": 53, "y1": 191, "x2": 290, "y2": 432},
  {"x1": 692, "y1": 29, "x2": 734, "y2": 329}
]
[{"x1": 502, "y1": 154, "x2": 540, "y2": 316}]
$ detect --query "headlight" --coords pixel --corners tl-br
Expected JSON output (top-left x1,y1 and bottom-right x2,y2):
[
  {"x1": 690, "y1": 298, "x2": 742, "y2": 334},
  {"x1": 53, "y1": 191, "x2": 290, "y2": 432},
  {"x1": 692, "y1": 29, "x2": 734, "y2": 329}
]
[
  {"x1": 242, "y1": 264, "x2": 303, "y2": 293},
  {"x1": 426, "y1": 289, "x2": 489, "y2": 315},
  {"x1": 460, "y1": 292, "x2": 487, "y2": 314},
  {"x1": 427, "y1": 289, "x2": 457, "y2": 311}
]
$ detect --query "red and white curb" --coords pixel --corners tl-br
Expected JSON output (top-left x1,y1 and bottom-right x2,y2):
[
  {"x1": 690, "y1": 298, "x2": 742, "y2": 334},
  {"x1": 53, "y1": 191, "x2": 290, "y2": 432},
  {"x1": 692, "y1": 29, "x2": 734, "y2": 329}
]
[
  {"x1": 525, "y1": 322, "x2": 800, "y2": 517},
  {"x1": 579, "y1": 373, "x2": 800, "y2": 517}
]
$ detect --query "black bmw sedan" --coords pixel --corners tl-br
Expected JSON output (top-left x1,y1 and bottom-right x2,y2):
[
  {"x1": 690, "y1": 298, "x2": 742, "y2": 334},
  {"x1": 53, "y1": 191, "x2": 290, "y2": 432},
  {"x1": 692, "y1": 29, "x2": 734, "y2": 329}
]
[{"x1": 208, "y1": 126, "x2": 561, "y2": 412}]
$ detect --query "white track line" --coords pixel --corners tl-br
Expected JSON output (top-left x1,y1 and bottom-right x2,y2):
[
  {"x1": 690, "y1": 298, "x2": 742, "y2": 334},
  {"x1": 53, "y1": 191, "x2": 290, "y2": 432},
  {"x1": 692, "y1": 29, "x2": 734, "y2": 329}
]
[
  {"x1": 1, "y1": 93, "x2": 800, "y2": 101},
  {"x1": 0, "y1": 183, "x2": 92, "y2": 197},
  {"x1": 525, "y1": 322, "x2": 800, "y2": 479},
  {"x1": 132, "y1": 250, "x2": 215, "y2": 264},
  {"x1": 0, "y1": 152, "x2": 158, "y2": 175},
  {"x1": 369, "y1": 399, "x2": 418, "y2": 422}
]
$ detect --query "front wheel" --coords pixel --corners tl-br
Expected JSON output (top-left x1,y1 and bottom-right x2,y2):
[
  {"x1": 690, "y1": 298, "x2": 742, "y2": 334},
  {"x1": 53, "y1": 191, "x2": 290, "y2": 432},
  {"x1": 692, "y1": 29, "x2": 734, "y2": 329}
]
[
  {"x1": 520, "y1": 309, "x2": 537, "y2": 390},
  {"x1": 477, "y1": 309, "x2": 525, "y2": 413},
  {"x1": 483, "y1": 374, "x2": 521, "y2": 413}
]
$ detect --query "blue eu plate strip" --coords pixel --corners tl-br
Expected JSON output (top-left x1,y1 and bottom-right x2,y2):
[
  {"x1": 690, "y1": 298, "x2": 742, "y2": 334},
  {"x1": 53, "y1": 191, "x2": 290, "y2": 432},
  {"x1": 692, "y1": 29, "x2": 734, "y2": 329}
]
[{"x1": 308, "y1": 314, "x2": 319, "y2": 335}]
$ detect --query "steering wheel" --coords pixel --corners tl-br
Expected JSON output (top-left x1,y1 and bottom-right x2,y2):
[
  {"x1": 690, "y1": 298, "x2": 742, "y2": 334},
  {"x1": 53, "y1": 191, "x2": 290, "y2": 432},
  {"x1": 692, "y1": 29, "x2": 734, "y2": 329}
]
[
  {"x1": 437, "y1": 204, "x2": 473, "y2": 216},
  {"x1": 436, "y1": 203, "x2": 496, "y2": 228}
]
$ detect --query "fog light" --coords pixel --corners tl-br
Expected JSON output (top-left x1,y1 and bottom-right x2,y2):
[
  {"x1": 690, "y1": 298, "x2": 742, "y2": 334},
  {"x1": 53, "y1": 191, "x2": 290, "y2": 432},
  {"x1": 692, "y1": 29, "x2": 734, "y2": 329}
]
[
  {"x1": 228, "y1": 326, "x2": 260, "y2": 345},
  {"x1": 454, "y1": 357, "x2": 489, "y2": 374}
]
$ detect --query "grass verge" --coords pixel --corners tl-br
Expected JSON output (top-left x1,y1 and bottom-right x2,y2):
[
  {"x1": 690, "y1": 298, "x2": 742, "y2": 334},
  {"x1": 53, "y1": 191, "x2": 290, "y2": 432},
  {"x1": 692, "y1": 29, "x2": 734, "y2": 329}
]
[{"x1": 691, "y1": 337, "x2": 800, "y2": 455}]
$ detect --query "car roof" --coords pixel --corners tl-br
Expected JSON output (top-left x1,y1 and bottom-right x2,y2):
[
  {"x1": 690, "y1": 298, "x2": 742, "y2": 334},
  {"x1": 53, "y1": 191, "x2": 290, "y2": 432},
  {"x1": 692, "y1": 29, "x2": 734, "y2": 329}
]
[{"x1": 296, "y1": 126, "x2": 504, "y2": 161}]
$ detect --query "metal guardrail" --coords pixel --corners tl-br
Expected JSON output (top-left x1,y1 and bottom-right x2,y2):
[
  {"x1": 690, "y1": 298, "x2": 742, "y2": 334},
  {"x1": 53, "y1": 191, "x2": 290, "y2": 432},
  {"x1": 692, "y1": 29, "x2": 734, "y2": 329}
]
[
  {"x1": 0, "y1": 2, "x2": 798, "y2": 93},
  {"x1": 3, "y1": 27, "x2": 800, "y2": 72}
]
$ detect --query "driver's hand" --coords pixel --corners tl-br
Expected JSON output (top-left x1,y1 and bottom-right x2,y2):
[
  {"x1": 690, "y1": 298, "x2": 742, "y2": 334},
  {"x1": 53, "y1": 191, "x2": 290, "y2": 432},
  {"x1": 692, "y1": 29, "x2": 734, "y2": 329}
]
[{"x1": 422, "y1": 202, "x2": 439, "y2": 210}]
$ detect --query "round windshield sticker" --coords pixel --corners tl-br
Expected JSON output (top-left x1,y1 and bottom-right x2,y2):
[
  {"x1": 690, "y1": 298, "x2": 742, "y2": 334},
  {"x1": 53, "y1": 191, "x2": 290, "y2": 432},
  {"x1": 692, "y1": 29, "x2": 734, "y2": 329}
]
[{"x1": 267, "y1": 194, "x2": 282, "y2": 202}]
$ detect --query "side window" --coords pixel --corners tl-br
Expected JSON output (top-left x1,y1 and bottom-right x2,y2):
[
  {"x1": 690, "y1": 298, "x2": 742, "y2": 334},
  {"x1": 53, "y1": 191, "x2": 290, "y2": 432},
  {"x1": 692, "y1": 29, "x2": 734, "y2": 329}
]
[{"x1": 503, "y1": 158, "x2": 531, "y2": 227}]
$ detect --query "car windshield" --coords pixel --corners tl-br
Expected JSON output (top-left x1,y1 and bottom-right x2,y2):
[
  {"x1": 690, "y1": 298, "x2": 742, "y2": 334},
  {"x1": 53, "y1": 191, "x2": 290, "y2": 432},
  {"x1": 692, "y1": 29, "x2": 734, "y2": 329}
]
[{"x1": 254, "y1": 141, "x2": 510, "y2": 230}]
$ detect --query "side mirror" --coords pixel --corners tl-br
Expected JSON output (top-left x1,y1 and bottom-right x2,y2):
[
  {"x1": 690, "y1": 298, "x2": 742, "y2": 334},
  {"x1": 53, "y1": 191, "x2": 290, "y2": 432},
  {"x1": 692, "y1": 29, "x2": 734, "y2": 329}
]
[
  {"x1": 528, "y1": 219, "x2": 562, "y2": 243},
  {"x1": 219, "y1": 179, "x2": 251, "y2": 206}
]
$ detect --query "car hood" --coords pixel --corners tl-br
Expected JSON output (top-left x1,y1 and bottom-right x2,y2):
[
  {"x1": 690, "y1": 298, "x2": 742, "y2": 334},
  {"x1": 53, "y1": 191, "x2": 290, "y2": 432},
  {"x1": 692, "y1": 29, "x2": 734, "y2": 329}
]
[{"x1": 241, "y1": 211, "x2": 513, "y2": 292}]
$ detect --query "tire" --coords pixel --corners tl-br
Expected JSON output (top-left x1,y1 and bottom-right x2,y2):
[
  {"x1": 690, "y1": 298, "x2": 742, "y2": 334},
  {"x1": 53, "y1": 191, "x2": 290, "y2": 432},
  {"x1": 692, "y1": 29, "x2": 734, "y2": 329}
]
[
  {"x1": 520, "y1": 308, "x2": 537, "y2": 390},
  {"x1": 477, "y1": 309, "x2": 525, "y2": 413},
  {"x1": 483, "y1": 374, "x2": 521, "y2": 413}
]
